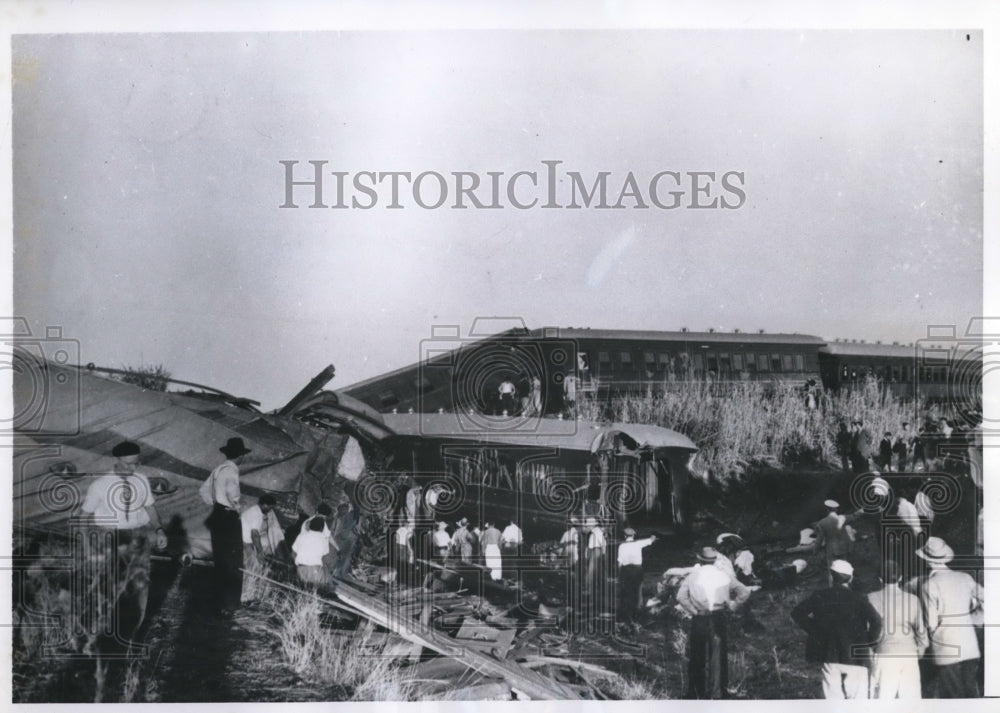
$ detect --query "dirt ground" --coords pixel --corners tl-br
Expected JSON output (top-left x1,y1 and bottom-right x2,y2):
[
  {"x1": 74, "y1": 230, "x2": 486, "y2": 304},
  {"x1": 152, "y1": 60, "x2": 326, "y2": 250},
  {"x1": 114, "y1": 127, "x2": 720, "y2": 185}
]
[{"x1": 19, "y1": 466, "x2": 982, "y2": 702}]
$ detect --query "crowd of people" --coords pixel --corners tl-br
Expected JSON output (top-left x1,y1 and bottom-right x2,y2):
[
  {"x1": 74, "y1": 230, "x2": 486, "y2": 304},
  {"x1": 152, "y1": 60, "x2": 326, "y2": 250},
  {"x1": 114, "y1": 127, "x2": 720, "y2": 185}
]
[
  {"x1": 836, "y1": 414, "x2": 983, "y2": 483},
  {"x1": 78, "y1": 427, "x2": 984, "y2": 701}
]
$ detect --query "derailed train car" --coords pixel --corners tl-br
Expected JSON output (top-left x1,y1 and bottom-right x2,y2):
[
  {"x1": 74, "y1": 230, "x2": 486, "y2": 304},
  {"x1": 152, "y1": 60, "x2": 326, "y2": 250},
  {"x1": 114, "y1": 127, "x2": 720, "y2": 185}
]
[
  {"x1": 11, "y1": 349, "x2": 699, "y2": 562},
  {"x1": 11, "y1": 350, "x2": 382, "y2": 560},
  {"x1": 376, "y1": 412, "x2": 698, "y2": 541}
]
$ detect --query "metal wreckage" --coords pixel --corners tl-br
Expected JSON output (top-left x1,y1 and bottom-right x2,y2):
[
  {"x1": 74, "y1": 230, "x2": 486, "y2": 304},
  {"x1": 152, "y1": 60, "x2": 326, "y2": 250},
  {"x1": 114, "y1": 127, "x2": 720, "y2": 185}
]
[{"x1": 12, "y1": 350, "x2": 699, "y2": 699}]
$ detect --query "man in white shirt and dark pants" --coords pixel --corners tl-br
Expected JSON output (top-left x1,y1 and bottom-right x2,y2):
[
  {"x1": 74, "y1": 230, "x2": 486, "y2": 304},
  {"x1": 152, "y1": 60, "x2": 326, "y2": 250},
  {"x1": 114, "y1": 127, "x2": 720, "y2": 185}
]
[
  {"x1": 80, "y1": 440, "x2": 167, "y2": 641},
  {"x1": 616, "y1": 527, "x2": 656, "y2": 630},
  {"x1": 200, "y1": 437, "x2": 251, "y2": 617}
]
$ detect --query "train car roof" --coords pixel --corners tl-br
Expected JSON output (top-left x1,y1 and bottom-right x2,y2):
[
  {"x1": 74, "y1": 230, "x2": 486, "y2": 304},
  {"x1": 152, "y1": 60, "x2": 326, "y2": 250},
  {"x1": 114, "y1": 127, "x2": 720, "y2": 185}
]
[
  {"x1": 381, "y1": 412, "x2": 698, "y2": 453},
  {"x1": 528, "y1": 327, "x2": 827, "y2": 346},
  {"x1": 818, "y1": 341, "x2": 975, "y2": 359},
  {"x1": 819, "y1": 342, "x2": 917, "y2": 358}
]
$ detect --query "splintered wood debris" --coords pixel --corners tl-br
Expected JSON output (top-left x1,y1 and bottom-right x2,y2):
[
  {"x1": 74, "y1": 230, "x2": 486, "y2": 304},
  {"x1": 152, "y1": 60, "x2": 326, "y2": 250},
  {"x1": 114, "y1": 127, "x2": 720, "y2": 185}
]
[{"x1": 242, "y1": 566, "x2": 623, "y2": 700}]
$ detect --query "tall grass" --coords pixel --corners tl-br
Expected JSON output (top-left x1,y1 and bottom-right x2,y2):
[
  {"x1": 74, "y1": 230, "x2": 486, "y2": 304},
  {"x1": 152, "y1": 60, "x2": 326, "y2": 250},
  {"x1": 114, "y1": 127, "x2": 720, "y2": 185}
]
[
  {"x1": 580, "y1": 377, "x2": 926, "y2": 482},
  {"x1": 265, "y1": 588, "x2": 417, "y2": 701}
]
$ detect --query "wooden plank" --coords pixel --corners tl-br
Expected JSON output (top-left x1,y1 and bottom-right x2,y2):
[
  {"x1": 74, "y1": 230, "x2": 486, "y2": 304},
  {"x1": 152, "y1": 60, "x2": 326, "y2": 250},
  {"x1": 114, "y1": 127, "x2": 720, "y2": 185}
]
[
  {"x1": 424, "y1": 681, "x2": 512, "y2": 701},
  {"x1": 331, "y1": 580, "x2": 577, "y2": 700}
]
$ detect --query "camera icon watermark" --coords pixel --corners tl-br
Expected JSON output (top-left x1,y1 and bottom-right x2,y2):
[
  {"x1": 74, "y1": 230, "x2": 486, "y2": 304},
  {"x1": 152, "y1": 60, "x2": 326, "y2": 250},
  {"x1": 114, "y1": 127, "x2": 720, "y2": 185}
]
[
  {"x1": 417, "y1": 318, "x2": 579, "y2": 436},
  {"x1": 914, "y1": 319, "x2": 992, "y2": 429},
  {"x1": 2, "y1": 318, "x2": 81, "y2": 437}
]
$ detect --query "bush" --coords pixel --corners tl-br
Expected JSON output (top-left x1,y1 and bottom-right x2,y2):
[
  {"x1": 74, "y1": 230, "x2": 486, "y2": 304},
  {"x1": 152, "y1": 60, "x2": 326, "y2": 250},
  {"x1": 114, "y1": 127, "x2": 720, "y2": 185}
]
[{"x1": 118, "y1": 363, "x2": 171, "y2": 391}]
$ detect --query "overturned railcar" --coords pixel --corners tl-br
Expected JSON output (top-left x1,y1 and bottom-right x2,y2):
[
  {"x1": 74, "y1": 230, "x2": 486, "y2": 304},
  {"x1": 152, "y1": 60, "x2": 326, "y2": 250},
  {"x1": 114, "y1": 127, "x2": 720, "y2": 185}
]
[
  {"x1": 11, "y1": 350, "x2": 379, "y2": 560},
  {"x1": 373, "y1": 412, "x2": 698, "y2": 541}
]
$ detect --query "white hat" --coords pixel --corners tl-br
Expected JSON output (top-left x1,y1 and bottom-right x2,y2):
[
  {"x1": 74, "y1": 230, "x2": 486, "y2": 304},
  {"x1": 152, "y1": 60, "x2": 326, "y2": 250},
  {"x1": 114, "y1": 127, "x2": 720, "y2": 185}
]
[
  {"x1": 792, "y1": 559, "x2": 808, "y2": 574},
  {"x1": 823, "y1": 499, "x2": 839, "y2": 510},
  {"x1": 916, "y1": 536, "x2": 955, "y2": 564},
  {"x1": 716, "y1": 532, "x2": 743, "y2": 545},
  {"x1": 870, "y1": 477, "x2": 890, "y2": 497},
  {"x1": 830, "y1": 559, "x2": 854, "y2": 576}
]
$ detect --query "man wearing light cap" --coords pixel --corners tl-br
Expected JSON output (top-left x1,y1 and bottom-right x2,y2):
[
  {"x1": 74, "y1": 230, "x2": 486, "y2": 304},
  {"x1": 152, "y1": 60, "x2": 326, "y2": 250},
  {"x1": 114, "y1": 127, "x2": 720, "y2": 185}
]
[
  {"x1": 814, "y1": 499, "x2": 862, "y2": 585},
  {"x1": 911, "y1": 536, "x2": 983, "y2": 697},
  {"x1": 791, "y1": 559, "x2": 882, "y2": 699},
  {"x1": 616, "y1": 527, "x2": 656, "y2": 630}
]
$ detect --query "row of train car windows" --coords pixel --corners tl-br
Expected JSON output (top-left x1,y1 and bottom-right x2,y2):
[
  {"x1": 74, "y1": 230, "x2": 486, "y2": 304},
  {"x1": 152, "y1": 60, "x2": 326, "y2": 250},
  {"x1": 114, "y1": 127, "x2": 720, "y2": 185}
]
[{"x1": 588, "y1": 350, "x2": 807, "y2": 374}]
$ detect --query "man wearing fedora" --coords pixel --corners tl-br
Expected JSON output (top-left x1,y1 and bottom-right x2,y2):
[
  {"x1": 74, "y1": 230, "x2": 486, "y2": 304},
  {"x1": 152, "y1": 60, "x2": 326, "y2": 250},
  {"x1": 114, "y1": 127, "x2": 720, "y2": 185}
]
[
  {"x1": 791, "y1": 559, "x2": 882, "y2": 699},
  {"x1": 675, "y1": 546, "x2": 749, "y2": 699},
  {"x1": 200, "y1": 436, "x2": 252, "y2": 616},
  {"x1": 80, "y1": 440, "x2": 168, "y2": 640},
  {"x1": 912, "y1": 536, "x2": 983, "y2": 698}
]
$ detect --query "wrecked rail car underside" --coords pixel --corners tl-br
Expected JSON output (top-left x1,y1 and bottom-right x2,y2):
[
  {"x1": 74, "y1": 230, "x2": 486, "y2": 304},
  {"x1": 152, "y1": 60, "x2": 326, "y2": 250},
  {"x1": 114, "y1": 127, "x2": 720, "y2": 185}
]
[{"x1": 13, "y1": 352, "x2": 698, "y2": 560}]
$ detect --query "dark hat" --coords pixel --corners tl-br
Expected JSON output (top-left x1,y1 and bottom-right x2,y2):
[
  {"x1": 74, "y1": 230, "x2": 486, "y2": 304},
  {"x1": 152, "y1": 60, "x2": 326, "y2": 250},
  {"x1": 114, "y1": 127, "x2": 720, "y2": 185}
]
[
  {"x1": 112, "y1": 441, "x2": 141, "y2": 457},
  {"x1": 220, "y1": 437, "x2": 252, "y2": 458},
  {"x1": 696, "y1": 546, "x2": 719, "y2": 563}
]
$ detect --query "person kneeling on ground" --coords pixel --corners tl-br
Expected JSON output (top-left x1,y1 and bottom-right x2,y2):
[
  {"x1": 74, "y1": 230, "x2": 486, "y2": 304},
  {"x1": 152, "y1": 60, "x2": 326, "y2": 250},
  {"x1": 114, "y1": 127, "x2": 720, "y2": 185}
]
[{"x1": 293, "y1": 516, "x2": 330, "y2": 586}]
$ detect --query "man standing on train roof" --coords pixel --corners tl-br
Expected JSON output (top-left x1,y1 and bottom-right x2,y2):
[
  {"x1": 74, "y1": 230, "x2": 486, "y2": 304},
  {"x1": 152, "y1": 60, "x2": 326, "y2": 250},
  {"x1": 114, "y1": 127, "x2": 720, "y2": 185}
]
[
  {"x1": 616, "y1": 528, "x2": 657, "y2": 631},
  {"x1": 479, "y1": 520, "x2": 503, "y2": 581},
  {"x1": 80, "y1": 440, "x2": 167, "y2": 639},
  {"x1": 199, "y1": 436, "x2": 251, "y2": 617}
]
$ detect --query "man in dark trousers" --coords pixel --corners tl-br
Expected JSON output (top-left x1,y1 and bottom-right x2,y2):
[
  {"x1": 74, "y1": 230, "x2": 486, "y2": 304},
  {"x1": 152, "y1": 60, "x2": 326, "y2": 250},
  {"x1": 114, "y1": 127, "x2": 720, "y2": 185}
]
[
  {"x1": 200, "y1": 437, "x2": 252, "y2": 617},
  {"x1": 850, "y1": 420, "x2": 873, "y2": 474},
  {"x1": 616, "y1": 527, "x2": 656, "y2": 631},
  {"x1": 791, "y1": 559, "x2": 882, "y2": 699}
]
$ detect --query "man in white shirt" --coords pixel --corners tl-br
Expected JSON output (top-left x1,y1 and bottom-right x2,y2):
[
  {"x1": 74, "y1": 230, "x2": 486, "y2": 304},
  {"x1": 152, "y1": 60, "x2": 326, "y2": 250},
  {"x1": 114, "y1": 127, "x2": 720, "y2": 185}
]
[
  {"x1": 912, "y1": 537, "x2": 983, "y2": 698},
  {"x1": 583, "y1": 517, "x2": 608, "y2": 616},
  {"x1": 200, "y1": 437, "x2": 251, "y2": 616},
  {"x1": 292, "y1": 516, "x2": 330, "y2": 586},
  {"x1": 867, "y1": 559, "x2": 928, "y2": 699},
  {"x1": 676, "y1": 546, "x2": 749, "y2": 699},
  {"x1": 240, "y1": 493, "x2": 284, "y2": 602},
  {"x1": 80, "y1": 440, "x2": 167, "y2": 639},
  {"x1": 501, "y1": 520, "x2": 523, "y2": 580},
  {"x1": 617, "y1": 527, "x2": 656, "y2": 628}
]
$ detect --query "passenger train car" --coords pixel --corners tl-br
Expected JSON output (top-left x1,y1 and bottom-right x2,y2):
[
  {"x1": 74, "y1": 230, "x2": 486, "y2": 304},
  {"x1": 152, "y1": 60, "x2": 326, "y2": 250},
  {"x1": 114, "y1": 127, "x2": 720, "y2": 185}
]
[{"x1": 343, "y1": 321, "x2": 979, "y2": 414}]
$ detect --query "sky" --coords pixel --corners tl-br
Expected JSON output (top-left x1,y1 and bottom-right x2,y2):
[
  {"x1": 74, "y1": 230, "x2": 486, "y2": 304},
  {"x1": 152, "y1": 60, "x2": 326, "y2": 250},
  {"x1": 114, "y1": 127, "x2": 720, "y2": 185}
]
[{"x1": 11, "y1": 28, "x2": 984, "y2": 410}]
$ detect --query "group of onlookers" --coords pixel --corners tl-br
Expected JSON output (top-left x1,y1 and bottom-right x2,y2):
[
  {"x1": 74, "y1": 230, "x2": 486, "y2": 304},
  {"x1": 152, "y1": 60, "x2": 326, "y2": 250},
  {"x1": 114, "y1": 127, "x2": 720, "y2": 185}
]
[{"x1": 838, "y1": 414, "x2": 982, "y2": 479}]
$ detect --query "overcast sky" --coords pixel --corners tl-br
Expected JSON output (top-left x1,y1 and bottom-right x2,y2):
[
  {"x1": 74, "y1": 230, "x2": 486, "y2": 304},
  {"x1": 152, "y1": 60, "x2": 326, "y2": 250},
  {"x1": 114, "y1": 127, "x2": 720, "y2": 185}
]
[{"x1": 13, "y1": 30, "x2": 983, "y2": 409}]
